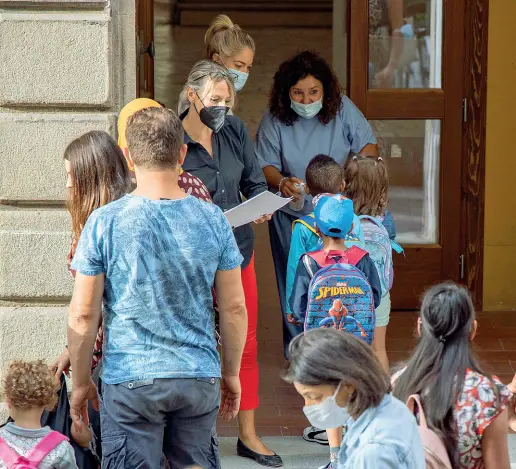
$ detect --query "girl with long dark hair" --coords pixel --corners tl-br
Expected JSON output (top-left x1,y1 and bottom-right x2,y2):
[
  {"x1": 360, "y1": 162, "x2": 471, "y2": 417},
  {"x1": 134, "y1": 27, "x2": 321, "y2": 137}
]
[
  {"x1": 49, "y1": 131, "x2": 131, "y2": 465},
  {"x1": 393, "y1": 283, "x2": 511, "y2": 469}
]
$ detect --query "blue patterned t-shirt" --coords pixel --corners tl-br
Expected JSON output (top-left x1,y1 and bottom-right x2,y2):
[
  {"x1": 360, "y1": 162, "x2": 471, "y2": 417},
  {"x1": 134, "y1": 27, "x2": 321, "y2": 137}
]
[{"x1": 71, "y1": 194, "x2": 243, "y2": 384}]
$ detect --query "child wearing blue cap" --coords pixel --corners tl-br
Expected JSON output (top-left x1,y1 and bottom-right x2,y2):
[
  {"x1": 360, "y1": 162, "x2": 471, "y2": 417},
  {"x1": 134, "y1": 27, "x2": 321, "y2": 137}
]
[
  {"x1": 285, "y1": 155, "x2": 365, "y2": 345},
  {"x1": 289, "y1": 194, "x2": 381, "y2": 331},
  {"x1": 290, "y1": 194, "x2": 381, "y2": 469}
]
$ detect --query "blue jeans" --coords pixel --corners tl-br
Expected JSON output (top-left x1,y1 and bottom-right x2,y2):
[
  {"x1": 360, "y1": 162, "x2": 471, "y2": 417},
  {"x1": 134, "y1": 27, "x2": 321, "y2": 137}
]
[{"x1": 100, "y1": 377, "x2": 221, "y2": 469}]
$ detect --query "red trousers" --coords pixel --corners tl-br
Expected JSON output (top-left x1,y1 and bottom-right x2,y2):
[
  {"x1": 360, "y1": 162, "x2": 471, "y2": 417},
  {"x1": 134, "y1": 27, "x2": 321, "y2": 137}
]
[{"x1": 240, "y1": 254, "x2": 259, "y2": 411}]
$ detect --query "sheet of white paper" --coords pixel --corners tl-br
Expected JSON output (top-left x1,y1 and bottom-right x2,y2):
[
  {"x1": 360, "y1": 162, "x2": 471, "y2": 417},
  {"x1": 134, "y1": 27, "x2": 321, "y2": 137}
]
[{"x1": 224, "y1": 191, "x2": 291, "y2": 228}]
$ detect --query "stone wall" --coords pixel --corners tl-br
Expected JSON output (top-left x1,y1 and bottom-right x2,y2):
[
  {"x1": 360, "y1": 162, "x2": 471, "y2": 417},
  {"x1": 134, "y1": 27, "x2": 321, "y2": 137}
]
[{"x1": 0, "y1": 0, "x2": 135, "y2": 382}]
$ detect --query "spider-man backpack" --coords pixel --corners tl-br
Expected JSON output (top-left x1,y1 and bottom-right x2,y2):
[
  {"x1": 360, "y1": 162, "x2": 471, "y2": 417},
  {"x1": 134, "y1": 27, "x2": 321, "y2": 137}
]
[{"x1": 302, "y1": 247, "x2": 376, "y2": 344}]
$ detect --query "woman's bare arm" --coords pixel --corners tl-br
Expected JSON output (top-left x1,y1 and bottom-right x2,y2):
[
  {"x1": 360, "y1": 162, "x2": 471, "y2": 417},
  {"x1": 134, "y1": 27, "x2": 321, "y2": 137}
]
[{"x1": 482, "y1": 408, "x2": 510, "y2": 469}]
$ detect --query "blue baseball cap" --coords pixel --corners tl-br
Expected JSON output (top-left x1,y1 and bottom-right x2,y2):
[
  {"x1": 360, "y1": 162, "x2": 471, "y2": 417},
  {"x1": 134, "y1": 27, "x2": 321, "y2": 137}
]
[{"x1": 313, "y1": 194, "x2": 355, "y2": 238}]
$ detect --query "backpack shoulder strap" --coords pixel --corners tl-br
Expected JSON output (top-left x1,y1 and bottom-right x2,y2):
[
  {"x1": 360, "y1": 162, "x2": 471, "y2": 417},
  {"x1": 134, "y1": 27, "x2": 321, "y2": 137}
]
[
  {"x1": 345, "y1": 246, "x2": 367, "y2": 266},
  {"x1": 304, "y1": 249, "x2": 344, "y2": 278},
  {"x1": 358, "y1": 214, "x2": 383, "y2": 228},
  {"x1": 391, "y1": 240, "x2": 404, "y2": 254},
  {"x1": 307, "y1": 249, "x2": 365, "y2": 269},
  {"x1": 302, "y1": 254, "x2": 319, "y2": 279},
  {"x1": 27, "y1": 431, "x2": 68, "y2": 466},
  {"x1": 406, "y1": 394, "x2": 428, "y2": 428},
  {"x1": 292, "y1": 213, "x2": 318, "y2": 235},
  {"x1": 306, "y1": 249, "x2": 330, "y2": 268},
  {"x1": 0, "y1": 435, "x2": 22, "y2": 468}
]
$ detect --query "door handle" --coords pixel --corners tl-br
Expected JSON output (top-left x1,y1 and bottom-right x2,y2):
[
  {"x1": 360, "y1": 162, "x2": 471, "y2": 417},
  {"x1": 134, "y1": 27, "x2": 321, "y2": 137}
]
[{"x1": 145, "y1": 41, "x2": 155, "y2": 60}]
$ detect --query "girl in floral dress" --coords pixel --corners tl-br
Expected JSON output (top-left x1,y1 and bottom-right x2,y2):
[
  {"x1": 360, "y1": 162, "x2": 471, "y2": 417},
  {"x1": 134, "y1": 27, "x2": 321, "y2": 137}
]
[{"x1": 392, "y1": 282, "x2": 511, "y2": 469}]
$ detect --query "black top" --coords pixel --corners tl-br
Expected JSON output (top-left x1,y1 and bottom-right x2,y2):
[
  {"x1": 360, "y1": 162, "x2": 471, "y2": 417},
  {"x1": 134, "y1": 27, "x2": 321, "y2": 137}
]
[
  {"x1": 181, "y1": 111, "x2": 267, "y2": 269},
  {"x1": 290, "y1": 252, "x2": 382, "y2": 323}
]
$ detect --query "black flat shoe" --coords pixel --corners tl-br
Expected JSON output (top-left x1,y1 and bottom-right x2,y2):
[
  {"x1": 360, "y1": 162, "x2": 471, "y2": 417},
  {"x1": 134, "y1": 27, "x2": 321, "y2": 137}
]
[{"x1": 237, "y1": 439, "x2": 283, "y2": 467}]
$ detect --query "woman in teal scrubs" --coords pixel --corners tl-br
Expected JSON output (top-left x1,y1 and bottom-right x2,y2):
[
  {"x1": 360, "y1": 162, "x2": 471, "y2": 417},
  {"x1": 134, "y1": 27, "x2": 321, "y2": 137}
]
[{"x1": 254, "y1": 50, "x2": 378, "y2": 355}]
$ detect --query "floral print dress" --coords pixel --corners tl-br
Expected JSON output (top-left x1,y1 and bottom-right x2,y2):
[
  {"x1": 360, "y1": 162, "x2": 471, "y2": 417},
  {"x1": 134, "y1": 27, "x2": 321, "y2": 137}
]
[
  {"x1": 456, "y1": 370, "x2": 510, "y2": 469},
  {"x1": 393, "y1": 368, "x2": 511, "y2": 469},
  {"x1": 67, "y1": 171, "x2": 213, "y2": 374}
]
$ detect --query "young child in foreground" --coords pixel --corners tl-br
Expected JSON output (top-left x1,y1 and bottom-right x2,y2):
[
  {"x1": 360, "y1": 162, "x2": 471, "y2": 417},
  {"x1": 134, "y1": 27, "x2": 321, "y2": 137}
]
[
  {"x1": 344, "y1": 155, "x2": 398, "y2": 373},
  {"x1": 290, "y1": 194, "x2": 381, "y2": 469},
  {"x1": 285, "y1": 155, "x2": 365, "y2": 338},
  {"x1": 0, "y1": 360, "x2": 79, "y2": 468}
]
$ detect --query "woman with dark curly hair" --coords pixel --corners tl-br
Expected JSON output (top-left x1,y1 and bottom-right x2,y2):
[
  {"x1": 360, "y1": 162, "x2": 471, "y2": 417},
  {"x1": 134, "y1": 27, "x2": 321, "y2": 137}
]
[{"x1": 254, "y1": 50, "x2": 378, "y2": 356}]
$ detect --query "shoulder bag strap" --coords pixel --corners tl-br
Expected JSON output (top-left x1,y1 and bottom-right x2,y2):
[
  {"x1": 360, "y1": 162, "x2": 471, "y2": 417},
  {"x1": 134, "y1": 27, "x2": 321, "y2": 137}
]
[{"x1": 406, "y1": 394, "x2": 428, "y2": 428}]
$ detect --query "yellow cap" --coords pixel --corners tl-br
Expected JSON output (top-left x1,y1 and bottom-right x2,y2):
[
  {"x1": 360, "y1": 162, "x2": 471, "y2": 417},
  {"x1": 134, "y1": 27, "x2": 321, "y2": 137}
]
[
  {"x1": 117, "y1": 98, "x2": 162, "y2": 150},
  {"x1": 117, "y1": 98, "x2": 184, "y2": 174}
]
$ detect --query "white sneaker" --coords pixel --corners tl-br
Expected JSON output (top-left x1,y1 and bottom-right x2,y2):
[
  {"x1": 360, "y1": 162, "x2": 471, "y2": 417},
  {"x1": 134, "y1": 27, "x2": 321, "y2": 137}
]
[{"x1": 303, "y1": 426, "x2": 329, "y2": 445}]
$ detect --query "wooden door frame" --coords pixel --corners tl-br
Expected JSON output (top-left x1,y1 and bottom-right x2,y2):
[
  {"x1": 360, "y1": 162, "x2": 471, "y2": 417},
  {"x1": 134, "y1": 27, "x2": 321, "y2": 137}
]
[
  {"x1": 136, "y1": 0, "x2": 155, "y2": 98},
  {"x1": 347, "y1": 0, "x2": 489, "y2": 309},
  {"x1": 349, "y1": 0, "x2": 466, "y2": 309},
  {"x1": 461, "y1": 0, "x2": 490, "y2": 310}
]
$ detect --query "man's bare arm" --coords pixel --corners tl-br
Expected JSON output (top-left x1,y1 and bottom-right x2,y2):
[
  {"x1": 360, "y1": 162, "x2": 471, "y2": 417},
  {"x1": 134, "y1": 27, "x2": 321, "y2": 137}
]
[
  {"x1": 68, "y1": 273, "x2": 104, "y2": 387},
  {"x1": 215, "y1": 267, "x2": 247, "y2": 376}
]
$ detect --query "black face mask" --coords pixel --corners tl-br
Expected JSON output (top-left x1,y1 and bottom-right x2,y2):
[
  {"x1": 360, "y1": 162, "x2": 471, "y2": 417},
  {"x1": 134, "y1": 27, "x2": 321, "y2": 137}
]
[{"x1": 194, "y1": 95, "x2": 229, "y2": 133}]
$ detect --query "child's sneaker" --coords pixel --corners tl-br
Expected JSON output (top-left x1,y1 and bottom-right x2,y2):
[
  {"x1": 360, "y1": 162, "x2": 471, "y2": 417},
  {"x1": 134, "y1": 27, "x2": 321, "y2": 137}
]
[{"x1": 302, "y1": 426, "x2": 328, "y2": 445}]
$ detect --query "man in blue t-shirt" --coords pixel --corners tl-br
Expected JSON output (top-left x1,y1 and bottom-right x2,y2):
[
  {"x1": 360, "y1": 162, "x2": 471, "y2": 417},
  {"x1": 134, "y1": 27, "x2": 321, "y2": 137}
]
[{"x1": 67, "y1": 107, "x2": 247, "y2": 469}]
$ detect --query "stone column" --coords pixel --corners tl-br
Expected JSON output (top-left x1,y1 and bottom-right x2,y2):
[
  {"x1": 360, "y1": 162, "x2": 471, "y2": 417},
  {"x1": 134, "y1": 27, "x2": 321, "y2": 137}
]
[{"x1": 0, "y1": 0, "x2": 135, "y2": 384}]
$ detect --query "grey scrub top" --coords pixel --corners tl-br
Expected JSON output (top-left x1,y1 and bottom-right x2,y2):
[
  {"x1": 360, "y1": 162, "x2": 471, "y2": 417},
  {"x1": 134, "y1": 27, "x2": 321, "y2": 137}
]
[{"x1": 254, "y1": 95, "x2": 377, "y2": 216}]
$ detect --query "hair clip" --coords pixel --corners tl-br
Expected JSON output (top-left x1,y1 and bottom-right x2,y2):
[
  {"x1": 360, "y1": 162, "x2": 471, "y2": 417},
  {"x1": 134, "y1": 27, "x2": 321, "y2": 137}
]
[{"x1": 438, "y1": 335, "x2": 446, "y2": 344}]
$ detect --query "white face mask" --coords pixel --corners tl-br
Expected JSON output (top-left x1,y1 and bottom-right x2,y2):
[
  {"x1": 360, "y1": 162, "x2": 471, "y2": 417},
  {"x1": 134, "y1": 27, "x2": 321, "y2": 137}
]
[
  {"x1": 303, "y1": 383, "x2": 351, "y2": 429},
  {"x1": 290, "y1": 97, "x2": 323, "y2": 119}
]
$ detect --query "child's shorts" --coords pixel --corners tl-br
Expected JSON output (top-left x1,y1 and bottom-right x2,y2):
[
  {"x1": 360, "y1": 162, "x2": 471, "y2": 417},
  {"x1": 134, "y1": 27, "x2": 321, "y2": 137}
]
[{"x1": 375, "y1": 293, "x2": 391, "y2": 327}]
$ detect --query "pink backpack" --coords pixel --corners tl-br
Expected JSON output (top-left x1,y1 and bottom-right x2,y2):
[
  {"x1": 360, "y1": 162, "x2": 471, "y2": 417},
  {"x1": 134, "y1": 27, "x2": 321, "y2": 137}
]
[
  {"x1": 0, "y1": 431, "x2": 68, "y2": 468},
  {"x1": 406, "y1": 395, "x2": 453, "y2": 469}
]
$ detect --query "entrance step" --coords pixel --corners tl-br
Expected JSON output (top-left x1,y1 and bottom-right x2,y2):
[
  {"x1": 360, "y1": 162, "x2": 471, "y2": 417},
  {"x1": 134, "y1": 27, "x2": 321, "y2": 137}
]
[
  {"x1": 220, "y1": 436, "x2": 328, "y2": 468},
  {"x1": 221, "y1": 435, "x2": 516, "y2": 468}
]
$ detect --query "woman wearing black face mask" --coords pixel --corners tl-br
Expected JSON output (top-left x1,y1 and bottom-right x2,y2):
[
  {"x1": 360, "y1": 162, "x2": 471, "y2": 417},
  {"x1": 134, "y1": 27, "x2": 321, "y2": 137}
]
[{"x1": 178, "y1": 60, "x2": 282, "y2": 467}]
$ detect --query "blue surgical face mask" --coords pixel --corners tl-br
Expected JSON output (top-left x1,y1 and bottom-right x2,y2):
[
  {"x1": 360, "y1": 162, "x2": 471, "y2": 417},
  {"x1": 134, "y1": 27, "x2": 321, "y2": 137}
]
[
  {"x1": 291, "y1": 98, "x2": 323, "y2": 119},
  {"x1": 302, "y1": 383, "x2": 351, "y2": 429},
  {"x1": 228, "y1": 68, "x2": 249, "y2": 92}
]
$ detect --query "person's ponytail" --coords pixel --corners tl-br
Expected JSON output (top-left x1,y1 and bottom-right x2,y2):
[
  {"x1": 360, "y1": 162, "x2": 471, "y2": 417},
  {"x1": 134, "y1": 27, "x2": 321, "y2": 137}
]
[{"x1": 204, "y1": 14, "x2": 255, "y2": 60}]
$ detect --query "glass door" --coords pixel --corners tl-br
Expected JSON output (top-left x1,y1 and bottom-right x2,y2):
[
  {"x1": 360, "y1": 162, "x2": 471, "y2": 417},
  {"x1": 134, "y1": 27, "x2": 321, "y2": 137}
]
[{"x1": 349, "y1": 0, "x2": 466, "y2": 308}]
